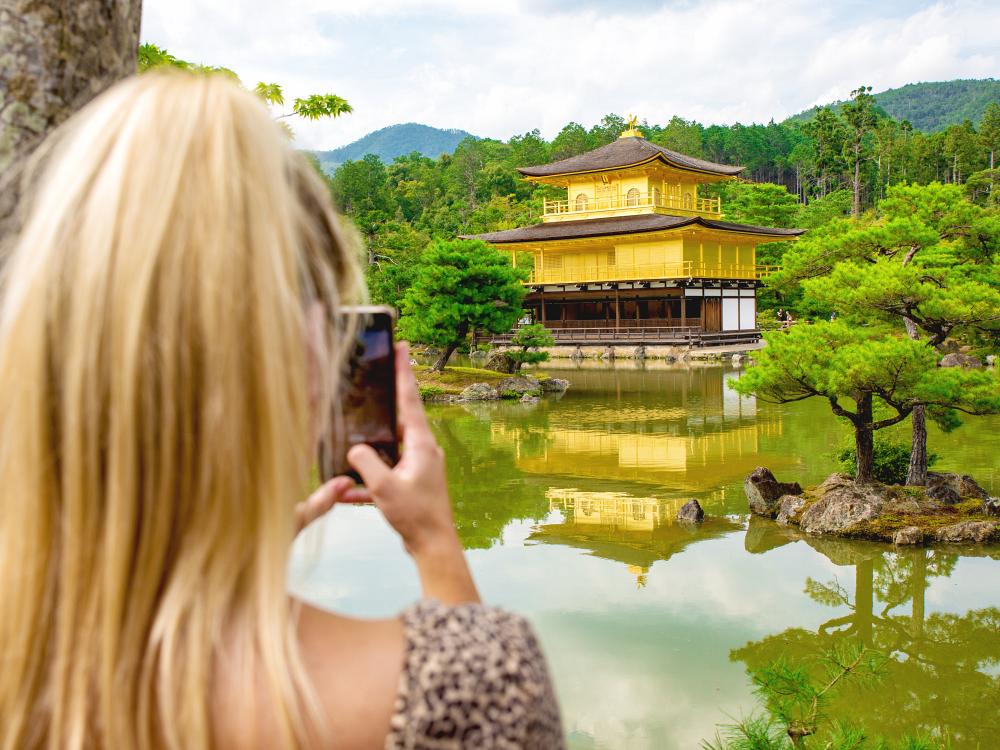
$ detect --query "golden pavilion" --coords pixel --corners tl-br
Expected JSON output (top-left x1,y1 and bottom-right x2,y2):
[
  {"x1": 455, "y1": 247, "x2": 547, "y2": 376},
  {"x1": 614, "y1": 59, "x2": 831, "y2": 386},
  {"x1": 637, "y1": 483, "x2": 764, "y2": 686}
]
[{"x1": 467, "y1": 117, "x2": 803, "y2": 344}]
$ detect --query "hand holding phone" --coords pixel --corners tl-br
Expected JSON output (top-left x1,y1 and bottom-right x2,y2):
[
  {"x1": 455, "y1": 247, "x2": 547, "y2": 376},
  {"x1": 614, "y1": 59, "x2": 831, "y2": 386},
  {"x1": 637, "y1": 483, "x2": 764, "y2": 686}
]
[{"x1": 318, "y1": 306, "x2": 399, "y2": 484}]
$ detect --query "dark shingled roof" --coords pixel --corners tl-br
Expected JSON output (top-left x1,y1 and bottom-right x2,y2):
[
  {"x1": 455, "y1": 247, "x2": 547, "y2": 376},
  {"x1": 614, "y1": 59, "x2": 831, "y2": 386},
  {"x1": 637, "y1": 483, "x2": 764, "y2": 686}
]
[
  {"x1": 518, "y1": 136, "x2": 744, "y2": 178},
  {"x1": 464, "y1": 214, "x2": 804, "y2": 244}
]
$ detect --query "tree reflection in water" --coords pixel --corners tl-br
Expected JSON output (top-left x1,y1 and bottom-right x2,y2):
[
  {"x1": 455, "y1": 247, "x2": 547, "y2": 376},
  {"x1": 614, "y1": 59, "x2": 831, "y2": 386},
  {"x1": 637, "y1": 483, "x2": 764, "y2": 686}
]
[{"x1": 740, "y1": 518, "x2": 1000, "y2": 748}]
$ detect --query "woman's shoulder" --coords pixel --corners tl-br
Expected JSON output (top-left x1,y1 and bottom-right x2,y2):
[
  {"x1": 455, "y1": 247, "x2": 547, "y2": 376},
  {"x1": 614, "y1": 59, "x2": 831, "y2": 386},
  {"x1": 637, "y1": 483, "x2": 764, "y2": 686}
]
[{"x1": 388, "y1": 600, "x2": 564, "y2": 749}]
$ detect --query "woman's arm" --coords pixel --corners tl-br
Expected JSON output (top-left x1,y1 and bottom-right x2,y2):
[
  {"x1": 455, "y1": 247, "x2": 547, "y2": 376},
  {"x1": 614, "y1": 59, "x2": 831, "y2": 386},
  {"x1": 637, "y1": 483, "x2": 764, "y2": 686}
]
[{"x1": 344, "y1": 342, "x2": 480, "y2": 605}]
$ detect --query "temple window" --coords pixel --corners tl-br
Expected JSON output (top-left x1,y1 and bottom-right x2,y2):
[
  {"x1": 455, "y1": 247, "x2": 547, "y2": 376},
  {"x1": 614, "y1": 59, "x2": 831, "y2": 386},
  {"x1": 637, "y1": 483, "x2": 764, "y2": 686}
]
[
  {"x1": 626, "y1": 188, "x2": 641, "y2": 207},
  {"x1": 575, "y1": 193, "x2": 589, "y2": 211},
  {"x1": 683, "y1": 192, "x2": 693, "y2": 209}
]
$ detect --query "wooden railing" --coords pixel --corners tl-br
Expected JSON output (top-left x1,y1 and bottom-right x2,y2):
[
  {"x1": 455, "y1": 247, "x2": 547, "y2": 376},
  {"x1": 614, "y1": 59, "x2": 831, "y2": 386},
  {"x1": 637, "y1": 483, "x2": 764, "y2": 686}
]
[
  {"x1": 527, "y1": 261, "x2": 779, "y2": 285},
  {"x1": 543, "y1": 191, "x2": 721, "y2": 219},
  {"x1": 486, "y1": 326, "x2": 762, "y2": 346}
]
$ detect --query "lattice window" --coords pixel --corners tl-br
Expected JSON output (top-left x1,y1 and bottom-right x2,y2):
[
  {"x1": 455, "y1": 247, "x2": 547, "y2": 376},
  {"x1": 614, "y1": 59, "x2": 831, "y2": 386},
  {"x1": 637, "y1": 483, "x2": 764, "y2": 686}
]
[
  {"x1": 683, "y1": 192, "x2": 693, "y2": 209},
  {"x1": 607, "y1": 251, "x2": 616, "y2": 266},
  {"x1": 546, "y1": 254, "x2": 563, "y2": 269},
  {"x1": 574, "y1": 193, "x2": 589, "y2": 211},
  {"x1": 626, "y1": 187, "x2": 641, "y2": 206}
]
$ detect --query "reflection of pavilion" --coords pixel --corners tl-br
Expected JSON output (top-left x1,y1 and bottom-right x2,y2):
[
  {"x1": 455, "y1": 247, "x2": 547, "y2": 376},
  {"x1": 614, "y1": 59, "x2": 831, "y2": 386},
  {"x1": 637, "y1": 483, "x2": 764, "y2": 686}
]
[
  {"x1": 490, "y1": 368, "x2": 791, "y2": 495},
  {"x1": 529, "y1": 489, "x2": 739, "y2": 587}
]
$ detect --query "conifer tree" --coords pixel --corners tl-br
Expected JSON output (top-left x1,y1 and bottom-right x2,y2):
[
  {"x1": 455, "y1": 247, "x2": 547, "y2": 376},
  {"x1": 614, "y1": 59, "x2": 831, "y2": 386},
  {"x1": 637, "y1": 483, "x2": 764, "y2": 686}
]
[
  {"x1": 769, "y1": 183, "x2": 1000, "y2": 484},
  {"x1": 398, "y1": 239, "x2": 527, "y2": 371}
]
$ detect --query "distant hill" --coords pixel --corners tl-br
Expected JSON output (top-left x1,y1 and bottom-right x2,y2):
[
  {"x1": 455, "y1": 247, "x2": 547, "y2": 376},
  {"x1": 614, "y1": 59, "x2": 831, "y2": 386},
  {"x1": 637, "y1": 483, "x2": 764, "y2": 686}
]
[
  {"x1": 788, "y1": 79, "x2": 1000, "y2": 132},
  {"x1": 311, "y1": 123, "x2": 476, "y2": 173}
]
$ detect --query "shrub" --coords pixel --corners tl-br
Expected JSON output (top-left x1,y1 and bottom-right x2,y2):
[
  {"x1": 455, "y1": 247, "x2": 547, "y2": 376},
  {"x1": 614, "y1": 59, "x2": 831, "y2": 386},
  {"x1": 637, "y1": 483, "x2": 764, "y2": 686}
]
[{"x1": 837, "y1": 439, "x2": 938, "y2": 485}]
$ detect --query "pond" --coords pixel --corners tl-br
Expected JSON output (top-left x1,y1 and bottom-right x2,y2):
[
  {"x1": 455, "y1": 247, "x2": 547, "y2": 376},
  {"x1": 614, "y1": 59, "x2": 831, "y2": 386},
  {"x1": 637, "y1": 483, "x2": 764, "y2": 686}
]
[{"x1": 290, "y1": 360, "x2": 1000, "y2": 749}]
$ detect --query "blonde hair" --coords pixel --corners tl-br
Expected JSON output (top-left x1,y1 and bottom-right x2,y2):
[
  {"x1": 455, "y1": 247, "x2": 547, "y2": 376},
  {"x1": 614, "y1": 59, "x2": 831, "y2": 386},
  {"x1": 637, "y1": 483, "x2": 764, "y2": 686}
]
[{"x1": 0, "y1": 72, "x2": 363, "y2": 749}]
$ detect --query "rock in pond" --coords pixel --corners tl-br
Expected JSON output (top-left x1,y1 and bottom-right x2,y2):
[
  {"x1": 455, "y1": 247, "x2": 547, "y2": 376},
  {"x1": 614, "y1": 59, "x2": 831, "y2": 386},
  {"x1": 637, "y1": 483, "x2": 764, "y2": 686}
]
[
  {"x1": 497, "y1": 375, "x2": 542, "y2": 399},
  {"x1": 939, "y1": 352, "x2": 983, "y2": 369},
  {"x1": 776, "y1": 495, "x2": 806, "y2": 525},
  {"x1": 927, "y1": 472, "x2": 991, "y2": 501},
  {"x1": 676, "y1": 499, "x2": 704, "y2": 524},
  {"x1": 520, "y1": 393, "x2": 540, "y2": 404},
  {"x1": 459, "y1": 382, "x2": 499, "y2": 401},
  {"x1": 798, "y1": 479, "x2": 887, "y2": 536},
  {"x1": 933, "y1": 521, "x2": 998, "y2": 544},
  {"x1": 893, "y1": 526, "x2": 924, "y2": 546},
  {"x1": 540, "y1": 377, "x2": 570, "y2": 393},
  {"x1": 983, "y1": 497, "x2": 1000, "y2": 517},
  {"x1": 744, "y1": 467, "x2": 803, "y2": 519},
  {"x1": 484, "y1": 349, "x2": 517, "y2": 374}
]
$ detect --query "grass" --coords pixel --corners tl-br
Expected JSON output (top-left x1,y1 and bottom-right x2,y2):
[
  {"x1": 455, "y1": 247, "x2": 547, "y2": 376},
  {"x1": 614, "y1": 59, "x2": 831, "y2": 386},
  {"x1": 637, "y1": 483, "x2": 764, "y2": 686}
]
[{"x1": 413, "y1": 363, "x2": 547, "y2": 399}]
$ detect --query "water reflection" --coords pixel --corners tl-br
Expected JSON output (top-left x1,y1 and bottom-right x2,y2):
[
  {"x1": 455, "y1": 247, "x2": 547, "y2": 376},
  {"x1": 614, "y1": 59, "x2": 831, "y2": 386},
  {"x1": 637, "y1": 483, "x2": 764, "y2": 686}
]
[
  {"x1": 292, "y1": 363, "x2": 1000, "y2": 750},
  {"x1": 740, "y1": 519, "x2": 1000, "y2": 747},
  {"x1": 487, "y1": 366, "x2": 794, "y2": 502},
  {"x1": 529, "y1": 490, "x2": 739, "y2": 588}
]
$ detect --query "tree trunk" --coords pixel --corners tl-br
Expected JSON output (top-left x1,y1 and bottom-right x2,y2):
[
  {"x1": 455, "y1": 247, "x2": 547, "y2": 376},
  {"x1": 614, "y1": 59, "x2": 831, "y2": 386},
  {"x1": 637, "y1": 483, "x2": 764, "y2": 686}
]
[
  {"x1": 855, "y1": 393, "x2": 875, "y2": 483},
  {"x1": 902, "y1": 316, "x2": 928, "y2": 486},
  {"x1": 431, "y1": 342, "x2": 459, "y2": 372},
  {"x1": 852, "y1": 141, "x2": 861, "y2": 218},
  {"x1": 855, "y1": 558, "x2": 874, "y2": 647},
  {"x1": 907, "y1": 405, "x2": 928, "y2": 486},
  {"x1": 0, "y1": 0, "x2": 142, "y2": 244}
]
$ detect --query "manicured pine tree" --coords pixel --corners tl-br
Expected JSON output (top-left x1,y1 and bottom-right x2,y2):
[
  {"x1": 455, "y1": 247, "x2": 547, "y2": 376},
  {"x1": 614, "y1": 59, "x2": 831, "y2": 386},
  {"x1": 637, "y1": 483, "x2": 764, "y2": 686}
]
[
  {"x1": 507, "y1": 324, "x2": 555, "y2": 372},
  {"x1": 398, "y1": 239, "x2": 527, "y2": 371},
  {"x1": 770, "y1": 183, "x2": 1000, "y2": 484},
  {"x1": 731, "y1": 321, "x2": 999, "y2": 484}
]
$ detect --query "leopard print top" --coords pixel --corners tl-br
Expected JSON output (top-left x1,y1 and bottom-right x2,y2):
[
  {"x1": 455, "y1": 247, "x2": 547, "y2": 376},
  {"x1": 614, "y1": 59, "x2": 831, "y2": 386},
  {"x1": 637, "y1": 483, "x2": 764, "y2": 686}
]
[{"x1": 385, "y1": 600, "x2": 565, "y2": 749}]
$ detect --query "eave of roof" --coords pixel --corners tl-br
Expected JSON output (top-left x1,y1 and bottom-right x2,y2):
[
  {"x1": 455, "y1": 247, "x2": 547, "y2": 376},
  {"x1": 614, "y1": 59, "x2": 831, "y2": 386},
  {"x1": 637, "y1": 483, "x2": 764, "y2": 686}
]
[
  {"x1": 517, "y1": 136, "x2": 743, "y2": 179},
  {"x1": 462, "y1": 214, "x2": 805, "y2": 244}
]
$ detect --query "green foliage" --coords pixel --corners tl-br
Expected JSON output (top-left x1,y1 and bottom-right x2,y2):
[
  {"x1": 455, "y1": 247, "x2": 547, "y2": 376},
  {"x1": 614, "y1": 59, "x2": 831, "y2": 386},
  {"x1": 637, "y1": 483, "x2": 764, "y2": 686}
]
[
  {"x1": 788, "y1": 79, "x2": 1000, "y2": 133},
  {"x1": 253, "y1": 82, "x2": 285, "y2": 106},
  {"x1": 138, "y1": 43, "x2": 350, "y2": 129},
  {"x1": 417, "y1": 384, "x2": 445, "y2": 399},
  {"x1": 507, "y1": 324, "x2": 554, "y2": 370},
  {"x1": 291, "y1": 94, "x2": 352, "y2": 121},
  {"x1": 704, "y1": 641, "x2": 950, "y2": 750},
  {"x1": 732, "y1": 321, "x2": 1000, "y2": 481},
  {"x1": 837, "y1": 440, "x2": 939, "y2": 485},
  {"x1": 398, "y1": 239, "x2": 527, "y2": 369},
  {"x1": 713, "y1": 181, "x2": 801, "y2": 228}
]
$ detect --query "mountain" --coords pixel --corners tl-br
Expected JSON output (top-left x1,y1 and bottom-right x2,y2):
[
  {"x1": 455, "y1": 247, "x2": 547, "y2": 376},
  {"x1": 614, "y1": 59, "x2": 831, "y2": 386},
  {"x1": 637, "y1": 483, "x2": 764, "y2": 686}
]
[
  {"x1": 311, "y1": 123, "x2": 476, "y2": 173},
  {"x1": 788, "y1": 79, "x2": 1000, "y2": 132}
]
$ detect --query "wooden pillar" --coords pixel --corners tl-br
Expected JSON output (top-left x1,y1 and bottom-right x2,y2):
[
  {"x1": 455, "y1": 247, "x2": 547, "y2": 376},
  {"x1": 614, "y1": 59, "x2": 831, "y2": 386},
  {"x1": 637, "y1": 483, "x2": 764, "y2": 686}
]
[
  {"x1": 615, "y1": 288, "x2": 620, "y2": 330},
  {"x1": 540, "y1": 290, "x2": 546, "y2": 323},
  {"x1": 681, "y1": 293, "x2": 687, "y2": 329}
]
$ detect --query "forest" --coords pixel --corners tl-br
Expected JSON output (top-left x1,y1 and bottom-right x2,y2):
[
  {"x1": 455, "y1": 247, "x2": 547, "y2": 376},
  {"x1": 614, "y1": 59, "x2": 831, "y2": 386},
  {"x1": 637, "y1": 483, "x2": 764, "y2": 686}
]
[{"x1": 325, "y1": 93, "x2": 1000, "y2": 311}]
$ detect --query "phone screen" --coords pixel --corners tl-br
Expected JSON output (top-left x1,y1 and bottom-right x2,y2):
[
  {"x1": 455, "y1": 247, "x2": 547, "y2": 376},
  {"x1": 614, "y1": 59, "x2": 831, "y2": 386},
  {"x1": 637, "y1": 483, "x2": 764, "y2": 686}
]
[{"x1": 319, "y1": 308, "x2": 399, "y2": 483}]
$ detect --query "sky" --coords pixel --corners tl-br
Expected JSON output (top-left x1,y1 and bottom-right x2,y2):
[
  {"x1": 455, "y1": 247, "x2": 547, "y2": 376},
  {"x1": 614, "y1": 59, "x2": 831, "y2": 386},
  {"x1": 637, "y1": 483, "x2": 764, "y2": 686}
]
[{"x1": 141, "y1": 0, "x2": 1000, "y2": 152}]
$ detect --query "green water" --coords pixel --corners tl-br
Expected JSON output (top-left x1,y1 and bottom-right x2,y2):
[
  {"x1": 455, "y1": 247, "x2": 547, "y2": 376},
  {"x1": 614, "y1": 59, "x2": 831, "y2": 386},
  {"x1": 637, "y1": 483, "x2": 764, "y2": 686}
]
[{"x1": 290, "y1": 361, "x2": 1000, "y2": 749}]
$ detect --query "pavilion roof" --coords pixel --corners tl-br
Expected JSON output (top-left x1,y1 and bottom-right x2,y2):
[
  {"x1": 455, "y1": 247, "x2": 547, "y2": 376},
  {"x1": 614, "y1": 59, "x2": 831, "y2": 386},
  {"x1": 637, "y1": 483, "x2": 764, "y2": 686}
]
[
  {"x1": 464, "y1": 214, "x2": 804, "y2": 244},
  {"x1": 517, "y1": 136, "x2": 744, "y2": 179}
]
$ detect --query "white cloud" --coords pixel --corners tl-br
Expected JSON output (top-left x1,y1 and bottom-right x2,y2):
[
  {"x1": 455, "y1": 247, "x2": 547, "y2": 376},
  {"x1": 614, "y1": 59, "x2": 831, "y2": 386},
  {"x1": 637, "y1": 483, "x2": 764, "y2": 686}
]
[{"x1": 141, "y1": 0, "x2": 1000, "y2": 151}]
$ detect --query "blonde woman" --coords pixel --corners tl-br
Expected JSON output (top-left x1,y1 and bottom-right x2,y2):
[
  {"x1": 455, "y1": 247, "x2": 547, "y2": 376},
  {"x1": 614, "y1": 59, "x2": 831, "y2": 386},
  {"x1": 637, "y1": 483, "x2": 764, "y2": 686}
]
[{"x1": 0, "y1": 73, "x2": 563, "y2": 750}]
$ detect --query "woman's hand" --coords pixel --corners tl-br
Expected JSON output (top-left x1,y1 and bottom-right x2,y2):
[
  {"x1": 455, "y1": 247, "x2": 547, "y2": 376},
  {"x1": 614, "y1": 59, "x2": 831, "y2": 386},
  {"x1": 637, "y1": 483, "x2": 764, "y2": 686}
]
[
  {"x1": 295, "y1": 475, "x2": 354, "y2": 535},
  {"x1": 346, "y1": 342, "x2": 479, "y2": 604},
  {"x1": 346, "y1": 343, "x2": 457, "y2": 555}
]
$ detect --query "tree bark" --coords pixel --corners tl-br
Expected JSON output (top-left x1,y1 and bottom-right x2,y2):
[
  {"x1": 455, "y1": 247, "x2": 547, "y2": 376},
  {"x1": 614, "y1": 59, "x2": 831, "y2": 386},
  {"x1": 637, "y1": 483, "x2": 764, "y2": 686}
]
[
  {"x1": 431, "y1": 341, "x2": 459, "y2": 372},
  {"x1": 852, "y1": 141, "x2": 861, "y2": 218},
  {"x1": 855, "y1": 392, "x2": 875, "y2": 483},
  {"x1": 902, "y1": 316, "x2": 928, "y2": 486},
  {"x1": 0, "y1": 0, "x2": 142, "y2": 244}
]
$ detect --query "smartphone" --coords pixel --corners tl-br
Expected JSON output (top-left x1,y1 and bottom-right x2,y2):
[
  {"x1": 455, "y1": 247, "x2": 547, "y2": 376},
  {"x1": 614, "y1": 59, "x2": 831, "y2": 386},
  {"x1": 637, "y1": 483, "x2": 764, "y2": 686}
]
[{"x1": 318, "y1": 306, "x2": 399, "y2": 483}]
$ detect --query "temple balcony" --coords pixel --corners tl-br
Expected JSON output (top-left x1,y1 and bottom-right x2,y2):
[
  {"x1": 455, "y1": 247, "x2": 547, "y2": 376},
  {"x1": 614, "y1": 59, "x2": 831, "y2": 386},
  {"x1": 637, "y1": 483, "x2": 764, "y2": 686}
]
[
  {"x1": 525, "y1": 261, "x2": 778, "y2": 285},
  {"x1": 542, "y1": 192, "x2": 722, "y2": 222}
]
